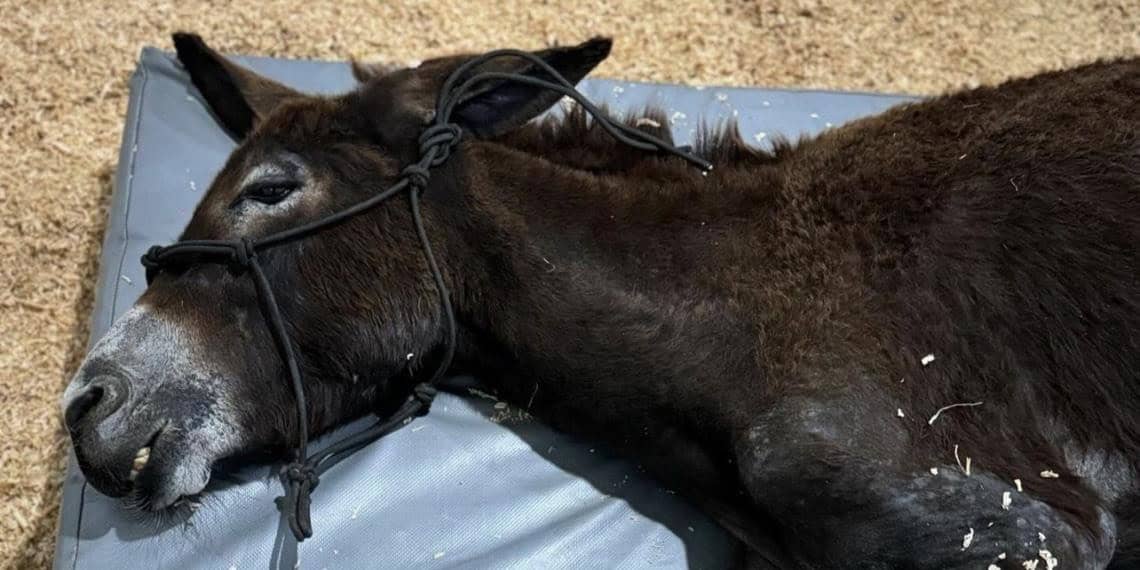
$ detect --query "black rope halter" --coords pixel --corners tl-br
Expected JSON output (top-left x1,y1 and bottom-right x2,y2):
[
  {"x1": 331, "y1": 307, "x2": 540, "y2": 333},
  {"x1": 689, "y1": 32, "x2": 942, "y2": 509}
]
[{"x1": 141, "y1": 48, "x2": 713, "y2": 542}]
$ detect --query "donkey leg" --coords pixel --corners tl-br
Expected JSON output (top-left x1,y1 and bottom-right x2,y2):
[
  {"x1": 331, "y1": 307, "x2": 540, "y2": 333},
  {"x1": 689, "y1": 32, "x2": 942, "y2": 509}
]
[{"x1": 737, "y1": 395, "x2": 1117, "y2": 569}]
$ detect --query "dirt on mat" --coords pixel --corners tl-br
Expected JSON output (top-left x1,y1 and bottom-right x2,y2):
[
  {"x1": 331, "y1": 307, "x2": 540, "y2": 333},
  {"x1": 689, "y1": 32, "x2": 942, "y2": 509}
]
[{"x1": 0, "y1": 0, "x2": 1136, "y2": 567}]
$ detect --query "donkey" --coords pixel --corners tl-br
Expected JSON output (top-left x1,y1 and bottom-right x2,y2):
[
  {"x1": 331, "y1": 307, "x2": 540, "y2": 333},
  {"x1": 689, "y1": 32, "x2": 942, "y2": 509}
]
[{"x1": 62, "y1": 33, "x2": 1139, "y2": 569}]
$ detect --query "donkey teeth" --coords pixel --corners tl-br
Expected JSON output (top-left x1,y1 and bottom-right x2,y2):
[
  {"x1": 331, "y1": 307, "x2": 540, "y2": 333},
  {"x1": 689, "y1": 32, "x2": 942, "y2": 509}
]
[{"x1": 129, "y1": 446, "x2": 151, "y2": 481}]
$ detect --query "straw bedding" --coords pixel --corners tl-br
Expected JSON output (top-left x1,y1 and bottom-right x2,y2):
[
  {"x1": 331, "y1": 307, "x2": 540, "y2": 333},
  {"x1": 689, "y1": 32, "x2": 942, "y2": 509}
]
[{"x1": 0, "y1": 1, "x2": 1135, "y2": 566}]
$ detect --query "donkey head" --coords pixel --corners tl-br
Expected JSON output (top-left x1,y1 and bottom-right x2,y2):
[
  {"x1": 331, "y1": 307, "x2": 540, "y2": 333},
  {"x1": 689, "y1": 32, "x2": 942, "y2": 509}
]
[{"x1": 61, "y1": 33, "x2": 611, "y2": 510}]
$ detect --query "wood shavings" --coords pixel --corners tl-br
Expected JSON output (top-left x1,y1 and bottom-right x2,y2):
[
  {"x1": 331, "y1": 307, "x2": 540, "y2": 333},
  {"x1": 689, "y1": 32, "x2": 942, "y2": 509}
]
[
  {"x1": 954, "y1": 444, "x2": 964, "y2": 471},
  {"x1": 1002, "y1": 491, "x2": 1012, "y2": 510},
  {"x1": 5, "y1": 5, "x2": 1136, "y2": 566},
  {"x1": 1015, "y1": 478, "x2": 1023, "y2": 492},
  {"x1": 1040, "y1": 470, "x2": 1060, "y2": 478},
  {"x1": 634, "y1": 117, "x2": 661, "y2": 128},
  {"x1": 921, "y1": 353, "x2": 936, "y2": 366},
  {"x1": 928, "y1": 401, "x2": 983, "y2": 425},
  {"x1": 965, "y1": 456, "x2": 972, "y2": 476},
  {"x1": 1039, "y1": 550, "x2": 1058, "y2": 570},
  {"x1": 961, "y1": 527, "x2": 975, "y2": 550}
]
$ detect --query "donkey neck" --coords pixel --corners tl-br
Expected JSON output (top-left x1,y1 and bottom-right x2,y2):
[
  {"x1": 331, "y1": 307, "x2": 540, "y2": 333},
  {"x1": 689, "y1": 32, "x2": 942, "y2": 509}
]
[{"x1": 440, "y1": 141, "x2": 774, "y2": 471}]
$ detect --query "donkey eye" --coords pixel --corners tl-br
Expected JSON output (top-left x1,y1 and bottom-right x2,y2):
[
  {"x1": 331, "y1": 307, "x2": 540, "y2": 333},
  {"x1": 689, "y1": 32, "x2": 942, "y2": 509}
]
[{"x1": 242, "y1": 179, "x2": 300, "y2": 205}]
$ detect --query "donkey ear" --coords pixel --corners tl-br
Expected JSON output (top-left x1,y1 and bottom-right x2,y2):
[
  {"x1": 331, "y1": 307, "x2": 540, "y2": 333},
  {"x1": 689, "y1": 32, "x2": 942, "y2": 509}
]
[
  {"x1": 452, "y1": 37, "x2": 612, "y2": 139},
  {"x1": 173, "y1": 33, "x2": 302, "y2": 138}
]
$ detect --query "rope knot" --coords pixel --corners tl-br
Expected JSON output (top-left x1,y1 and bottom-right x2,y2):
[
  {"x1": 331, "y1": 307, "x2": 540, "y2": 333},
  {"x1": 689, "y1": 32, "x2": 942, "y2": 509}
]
[
  {"x1": 284, "y1": 463, "x2": 319, "y2": 487},
  {"x1": 140, "y1": 245, "x2": 165, "y2": 284},
  {"x1": 229, "y1": 237, "x2": 257, "y2": 270},
  {"x1": 281, "y1": 461, "x2": 319, "y2": 541},
  {"x1": 401, "y1": 164, "x2": 431, "y2": 189},
  {"x1": 418, "y1": 123, "x2": 462, "y2": 166}
]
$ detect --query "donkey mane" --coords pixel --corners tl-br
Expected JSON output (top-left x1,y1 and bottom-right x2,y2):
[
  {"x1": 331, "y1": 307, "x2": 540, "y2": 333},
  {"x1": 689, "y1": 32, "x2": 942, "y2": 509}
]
[{"x1": 499, "y1": 103, "x2": 788, "y2": 174}]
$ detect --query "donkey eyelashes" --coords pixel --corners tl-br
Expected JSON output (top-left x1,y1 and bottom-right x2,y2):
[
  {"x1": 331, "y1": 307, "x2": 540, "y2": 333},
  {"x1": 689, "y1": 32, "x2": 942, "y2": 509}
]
[
  {"x1": 230, "y1": 160, "x2": 307, "y2": 208},
  {"x1": 240, "y1": 179, "x2": 300, "y2": 205}
]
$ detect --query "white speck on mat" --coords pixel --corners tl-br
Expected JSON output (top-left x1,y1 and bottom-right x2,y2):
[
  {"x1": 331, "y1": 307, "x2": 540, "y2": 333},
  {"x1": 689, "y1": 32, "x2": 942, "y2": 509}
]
[
  {"x1": 928, "y1": 401, "x2": 983, "y2": 425},
  {"x1": 825, "y1": 122, "x2": 834, "y2": 128},
  {"x1": 809, "y1": 112, "x2": 820, "y2": 118},
  {"x1": 670, "y1": 110, "x2": 687, "y2": 123},
  {"x1": 962, "y1": 527, "x2": 975, "y2": 550},
  {"x1": 406, "y1": 352, "x2": 414, "y2": 360},
  {"x1": 1039, "y1": 550, "x2": 1058, "y2": 570},
  {"x1": 761, "y1": 100, "x2": 771, "y2": 107},
  {"x1": 333, "y1": 549, "x2": 339, "y2": 555},
  {"x1": 687, "y1": 526, "x2": 695, "y2": 533},
  {"x1": 229, "y1": 566, "x2": 237, "y2": 570},
  {"x1": 1002, "y1": 491, "x2": 1012, "y2": 510},
  {"x1": 493, "y1": 402, "x2": 507, "y2": 410},
  {"x1": 411, "y1": 425, "x2": 425, "y2": 432},
  {"x1": 1040, "y1": 470, "x2": 1060, "y2": 478},
  {"x1": 1023, "y1": 560, "x2": 1039, "y2": 570},
  {"x1": 921, "y1": 353, "x2": 936, "y2": 366},
  {"x1": 753, "y1": 132, "x2": 767, "y2": 142},
  {"x1": 1015, "y1": 478, "x2": 1023, "y2": 492},
  {"x1": 989, "y1": 565, "x2": 1001, "y2": 570},
  {"x1": 930, "y1": 467, "x2": 939, "y2": 475},
  {"x1": 189, "y1": 180, "x2": 197, "y2": 192},
  {"x1": 434, "y1": 551, "x2": 445, "y2": 559},
  {"x1": 988, "y1": 521, "x2": 995, "y2": 527},
  {"x1": 959, "y1": 153, "x2": 968, "y2": 160},
  {"x1": 999, "y1": 553, "x2": 1006, "y2": 559},
  {"x1": 635, "y1": 117, "x2": 661, "y2": 128},
  {"x1": 1038, "y1": 532, "x2": 1046, "y2": 542},
  {"x1": 896, "y1": 408, "x2": 905, "y2": 418},
  {"x1": 965, "y1": 456, "x2": 972, "y2": 476},
  {"x1": 715, "y1": 92, "x2": 728, "y2": 101},
  {"x1": 119, "y1": 274, "x2": 132, "y2": 284},
  {"x1": 612, "y1": 86, "x2": 624, "y2": 94},
  {"x1": 694, "y1": 85, "x2": 706, "y2": 91}
]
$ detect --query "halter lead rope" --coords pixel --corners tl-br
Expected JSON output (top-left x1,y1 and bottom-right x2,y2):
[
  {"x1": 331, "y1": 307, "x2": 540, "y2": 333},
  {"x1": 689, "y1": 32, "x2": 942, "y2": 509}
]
[{"x1": 141, "y1": 50, "x2": 711, "y2": 542}]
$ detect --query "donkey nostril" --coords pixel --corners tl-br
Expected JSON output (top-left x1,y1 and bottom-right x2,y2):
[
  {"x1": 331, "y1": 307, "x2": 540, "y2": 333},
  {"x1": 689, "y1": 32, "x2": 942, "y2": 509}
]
[
  {"x1": 64, "y1": 385, "x2": 104, "y2": 433},
  {"x1": 64, "y1": 373, "x2": 129, "y2": 433}
]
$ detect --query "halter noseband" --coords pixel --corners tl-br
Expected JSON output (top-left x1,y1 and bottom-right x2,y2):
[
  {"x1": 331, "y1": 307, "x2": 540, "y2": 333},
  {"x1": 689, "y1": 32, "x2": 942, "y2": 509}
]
[{"x1": 141, "y1": 48, "x2": 712, "y2": 541}]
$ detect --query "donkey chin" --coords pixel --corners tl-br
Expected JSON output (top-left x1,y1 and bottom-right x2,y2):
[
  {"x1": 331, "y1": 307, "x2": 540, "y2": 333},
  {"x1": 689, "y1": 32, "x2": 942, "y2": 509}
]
[{"x1": 61, "y1": 304, "x2": 246, "y2": 511}]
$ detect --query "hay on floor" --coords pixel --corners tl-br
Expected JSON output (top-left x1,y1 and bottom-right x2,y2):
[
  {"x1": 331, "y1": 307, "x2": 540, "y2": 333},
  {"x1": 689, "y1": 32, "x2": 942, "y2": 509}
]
[{"x1": 0, "y1": 1, "x2": 1136, "y2": 567}]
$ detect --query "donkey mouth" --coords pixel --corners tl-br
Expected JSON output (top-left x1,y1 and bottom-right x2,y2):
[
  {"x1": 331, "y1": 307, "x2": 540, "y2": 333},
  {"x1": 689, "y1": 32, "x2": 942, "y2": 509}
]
[{"x1": 127, "y1": 445, "x2": 152, "y2": 482}]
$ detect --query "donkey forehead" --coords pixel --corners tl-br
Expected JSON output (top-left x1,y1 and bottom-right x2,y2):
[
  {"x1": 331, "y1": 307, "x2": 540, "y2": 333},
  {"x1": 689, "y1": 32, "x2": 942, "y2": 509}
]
[{"x1": 253, "y1": 97, "x2": 359, "y2": 141}]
